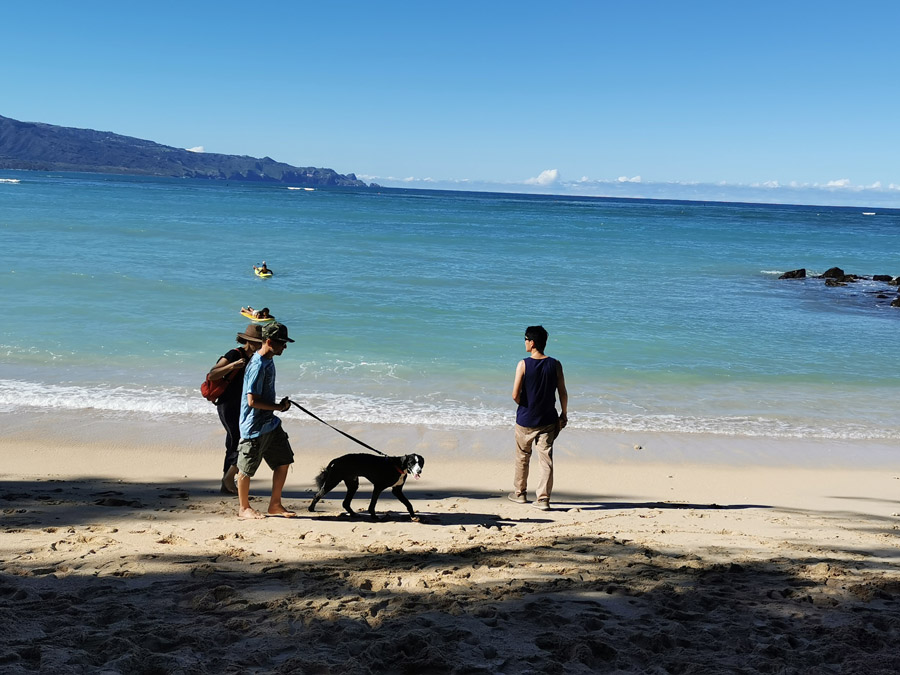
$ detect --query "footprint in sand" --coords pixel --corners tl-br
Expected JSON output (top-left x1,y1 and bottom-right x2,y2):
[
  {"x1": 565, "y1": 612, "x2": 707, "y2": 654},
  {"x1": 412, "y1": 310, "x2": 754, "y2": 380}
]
[
  {"x1": 214, "y1": 533, "x2": 245, "y2": 541},
  {"x1": 94, "y1": 497, "x2": 144, "y2": 508},
  {"x1": 50, "y1": 534, "x2": 116, "y2": 553},
  {"x1": 156, "y1": 533, "x2": 189, "y2": 545}
]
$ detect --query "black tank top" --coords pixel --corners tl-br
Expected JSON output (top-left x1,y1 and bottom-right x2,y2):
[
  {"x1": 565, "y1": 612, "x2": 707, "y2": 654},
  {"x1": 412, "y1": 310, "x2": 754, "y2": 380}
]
[{"x1": 516, "y1": 357, "x2": 559, "y2": 428}]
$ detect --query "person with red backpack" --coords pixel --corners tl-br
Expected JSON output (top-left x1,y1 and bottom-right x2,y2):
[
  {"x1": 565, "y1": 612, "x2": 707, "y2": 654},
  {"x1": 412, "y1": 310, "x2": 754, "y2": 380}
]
[{"x1": 205, "y1": 324, "x2": 264, "y2": 494}]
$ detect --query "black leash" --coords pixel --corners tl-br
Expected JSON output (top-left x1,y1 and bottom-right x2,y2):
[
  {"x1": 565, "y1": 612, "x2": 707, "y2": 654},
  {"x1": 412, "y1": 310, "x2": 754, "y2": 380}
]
[{"x1": 287, "y1": 399, "x2": 388, "y2": 457}]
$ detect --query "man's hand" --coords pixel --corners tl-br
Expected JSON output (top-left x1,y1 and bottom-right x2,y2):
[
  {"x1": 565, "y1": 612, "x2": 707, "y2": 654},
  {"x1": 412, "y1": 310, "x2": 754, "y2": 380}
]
[{"x1": 280, "y1": 397, "x2": 292, "y2": 412}]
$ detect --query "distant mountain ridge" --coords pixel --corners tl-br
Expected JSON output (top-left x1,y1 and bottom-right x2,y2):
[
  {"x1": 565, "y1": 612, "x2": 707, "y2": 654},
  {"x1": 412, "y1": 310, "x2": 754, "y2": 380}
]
[{"x1": 0, "y1": 114, "x2": 371, "y2": 187}]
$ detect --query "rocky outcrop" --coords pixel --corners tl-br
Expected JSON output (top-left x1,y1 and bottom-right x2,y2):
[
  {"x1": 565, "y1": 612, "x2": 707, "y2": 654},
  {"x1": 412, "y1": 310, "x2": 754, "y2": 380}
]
[
  {"x1": 779, "y1": 265, "x2": 900, "y2": 309},
  {"x1": 0, "y1": 114, "x2": 370, "y2": 187}
]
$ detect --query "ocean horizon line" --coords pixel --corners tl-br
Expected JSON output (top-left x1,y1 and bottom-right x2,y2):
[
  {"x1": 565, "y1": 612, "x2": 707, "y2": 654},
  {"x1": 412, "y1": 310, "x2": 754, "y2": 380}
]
[{"x1": 3, "y1": 167, "x2": 900, "y2": 213}]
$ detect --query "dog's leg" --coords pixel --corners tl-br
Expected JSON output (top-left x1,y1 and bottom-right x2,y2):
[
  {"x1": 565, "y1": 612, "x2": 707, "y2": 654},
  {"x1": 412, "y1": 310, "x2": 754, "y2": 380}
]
[
  {"x1": 308, "y1": 469, "x2": 341, "y2": 512},
  {"x1": 367, "y1": 485, "x2": 391, "y2": 519},
  {"x1": 308, "y1": 483, "x2": 327, "y2": 512},
  {"x1": 391, "y1": 486, "x2": 417, "y2": 518},
  {"x1": 308, "y1": 481, "x2": 328, "y2": 511},
  {"x1": 342, "y1": 477, "x2": 359, "y2": 516}
]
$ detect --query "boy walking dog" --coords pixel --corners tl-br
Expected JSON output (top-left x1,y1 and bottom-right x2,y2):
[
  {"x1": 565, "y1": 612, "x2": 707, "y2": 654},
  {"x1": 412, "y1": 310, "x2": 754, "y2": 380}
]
[{"x1": 236, "y1": 321, "x2": 298, "y2": 519}]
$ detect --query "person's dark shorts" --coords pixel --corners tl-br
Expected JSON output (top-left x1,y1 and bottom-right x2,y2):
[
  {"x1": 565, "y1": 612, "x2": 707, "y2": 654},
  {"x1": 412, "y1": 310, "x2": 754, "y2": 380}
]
[{"x1": 237, "y1": 425, "x2": 294, "y2": 477}]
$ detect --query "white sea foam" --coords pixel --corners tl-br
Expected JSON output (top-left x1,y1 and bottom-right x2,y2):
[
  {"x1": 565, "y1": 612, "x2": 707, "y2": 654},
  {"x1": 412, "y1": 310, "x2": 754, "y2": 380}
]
[
  {"x1": 0, "y1": 379, "x2": 213, "y2": 417},
  {"x1": 2, "y1": 379, "x2": 897, "y2": 441}
]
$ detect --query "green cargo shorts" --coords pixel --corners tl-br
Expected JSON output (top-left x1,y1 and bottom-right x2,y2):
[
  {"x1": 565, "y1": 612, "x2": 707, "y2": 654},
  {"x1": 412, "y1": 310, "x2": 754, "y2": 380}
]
[{"x1": 236, "y1": 424, "x2": 294, "y2": 478}]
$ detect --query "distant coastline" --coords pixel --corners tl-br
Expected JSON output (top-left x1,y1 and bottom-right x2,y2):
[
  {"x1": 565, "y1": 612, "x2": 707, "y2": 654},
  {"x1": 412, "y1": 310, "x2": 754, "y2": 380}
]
[
  {"x1": 4, "y1": 166, "x2": 900, "y2": 215},
  {"x1": 0, "y1": 114, "x2": 373, "y2": 188}
]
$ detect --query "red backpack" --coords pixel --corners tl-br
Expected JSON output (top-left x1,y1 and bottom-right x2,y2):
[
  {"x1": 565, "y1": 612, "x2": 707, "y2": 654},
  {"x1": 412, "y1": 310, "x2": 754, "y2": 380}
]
[{"x1": 200, "y1": 371, "x2": 234, "y2": 403}]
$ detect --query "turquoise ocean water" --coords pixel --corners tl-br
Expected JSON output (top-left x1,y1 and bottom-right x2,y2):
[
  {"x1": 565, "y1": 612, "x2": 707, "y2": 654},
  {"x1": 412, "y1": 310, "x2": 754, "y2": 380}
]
[{"x1": 1, "y1": 170, "x2": 899, "y2": 442}]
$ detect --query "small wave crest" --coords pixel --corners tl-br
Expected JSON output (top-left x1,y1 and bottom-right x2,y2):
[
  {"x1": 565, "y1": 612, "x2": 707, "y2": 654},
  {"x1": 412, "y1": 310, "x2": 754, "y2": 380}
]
[
  {"x1": 2, "y1": 378, "x2": 898, "y2": 441},
  {"x1": 0, "y1": 379, "x2": 213, "y2": 417}
]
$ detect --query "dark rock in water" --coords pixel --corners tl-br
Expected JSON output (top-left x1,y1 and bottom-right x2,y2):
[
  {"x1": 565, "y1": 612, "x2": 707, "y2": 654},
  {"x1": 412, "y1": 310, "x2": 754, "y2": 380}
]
[
  {"x1": 820, "y1": 267, "x2": 845, "y2": 279},
  {"x1": 776, "y1": 264, "x2": 900, "y2": 311}
]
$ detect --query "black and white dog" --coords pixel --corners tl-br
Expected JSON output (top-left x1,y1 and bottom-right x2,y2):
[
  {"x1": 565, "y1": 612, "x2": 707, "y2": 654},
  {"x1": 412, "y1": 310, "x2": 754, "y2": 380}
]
[{"x1": 308, "y1": 453, "x2": 425, "y2": 520}]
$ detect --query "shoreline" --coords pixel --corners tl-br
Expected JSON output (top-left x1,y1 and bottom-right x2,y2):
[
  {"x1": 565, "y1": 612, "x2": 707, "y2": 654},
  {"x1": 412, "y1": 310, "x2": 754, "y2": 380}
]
[
  {"x1": 1, "y1": 413, "x2": 899, "y2": 672},
  {"x1": 2, "y1": 408, "x2": 898, "y2": 473},
  {"x1": 3, "y1": 425, "x2": 898, "y2": 518}
]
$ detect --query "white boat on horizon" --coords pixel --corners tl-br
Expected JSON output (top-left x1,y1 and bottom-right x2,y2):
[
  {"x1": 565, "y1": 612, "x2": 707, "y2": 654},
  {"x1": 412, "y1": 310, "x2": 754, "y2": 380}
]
[{"x1": 862, "y1": 212, "x2": 876, "y2": 216}]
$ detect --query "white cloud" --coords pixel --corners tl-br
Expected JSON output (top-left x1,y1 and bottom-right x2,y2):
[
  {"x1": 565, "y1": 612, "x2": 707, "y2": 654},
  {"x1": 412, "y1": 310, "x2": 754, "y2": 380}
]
[
  {"x1": 825, "y1": 178, "x2": 851, "y2": 188},
  {"x1": 616, "y1": 175, "x2": 642, "y2": 183},
  {"x1": 186, "y1": 146, "x2": 204, "y2": 153},
  {"x1": 524, "y1": 169, "x2": 559, "y2": 186}
]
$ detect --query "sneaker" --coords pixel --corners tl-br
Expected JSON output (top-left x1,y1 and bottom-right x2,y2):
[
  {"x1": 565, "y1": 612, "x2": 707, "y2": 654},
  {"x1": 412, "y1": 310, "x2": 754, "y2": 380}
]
[
  {"x1": 507, "y1": 492, "x2": 527, "y2": 504},
  {"x1": 532, "y1": 499, "x2": 551, "y2": 511}
]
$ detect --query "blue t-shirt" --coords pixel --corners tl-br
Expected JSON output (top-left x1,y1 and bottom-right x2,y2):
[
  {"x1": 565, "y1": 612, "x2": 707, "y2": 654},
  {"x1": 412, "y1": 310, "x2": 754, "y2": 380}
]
[
  {"x1": 239, "y1": 353, "x2": 281, "y2": 439},
  {"x1": 516, "y1": 356, "x2": 560, "y2": 428}
]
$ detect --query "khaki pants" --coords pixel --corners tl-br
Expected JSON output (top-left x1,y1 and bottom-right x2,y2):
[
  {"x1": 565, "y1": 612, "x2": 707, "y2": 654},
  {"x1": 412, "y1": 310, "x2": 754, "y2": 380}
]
[{"x1": 513, "y1": 422, "x2": 559, "y2": 502}]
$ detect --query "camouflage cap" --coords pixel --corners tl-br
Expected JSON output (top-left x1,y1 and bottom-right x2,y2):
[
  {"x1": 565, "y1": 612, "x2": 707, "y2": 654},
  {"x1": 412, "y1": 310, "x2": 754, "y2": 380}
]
[{"x1": 262, "y1": 321, "x2": 295, "y2": 343}]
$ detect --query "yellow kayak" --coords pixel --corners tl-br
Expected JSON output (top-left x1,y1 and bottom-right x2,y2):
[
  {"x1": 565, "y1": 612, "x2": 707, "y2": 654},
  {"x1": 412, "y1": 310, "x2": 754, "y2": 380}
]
[
  {"x1": 241, "y1": 310, "x2": 275, "y2": 323},
  {"x1": 254, "y1": 268, "x2": 273, "y2": 278}
]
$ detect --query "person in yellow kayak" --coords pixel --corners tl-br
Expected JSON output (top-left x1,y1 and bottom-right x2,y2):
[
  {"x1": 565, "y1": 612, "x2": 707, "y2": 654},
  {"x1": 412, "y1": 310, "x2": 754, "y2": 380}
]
[
  {"x1": 242, "y1": 306, "x2": 272, "y2": 320},
  {"x1": 253, "y1": 261, "x2": 272, "y2": 275}
]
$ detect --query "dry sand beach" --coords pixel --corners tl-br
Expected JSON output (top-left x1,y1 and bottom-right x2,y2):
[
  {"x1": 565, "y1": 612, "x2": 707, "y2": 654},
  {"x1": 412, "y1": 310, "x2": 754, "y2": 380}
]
[{"x1": 1, "y1": 416, "x2": 899, "y2": 674}]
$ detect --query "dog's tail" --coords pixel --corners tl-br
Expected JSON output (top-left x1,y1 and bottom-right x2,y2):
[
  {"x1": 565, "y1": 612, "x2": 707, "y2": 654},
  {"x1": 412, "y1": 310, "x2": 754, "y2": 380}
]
[{"x1": 313, "y1": 464, "x2": 330, "y2": 490}]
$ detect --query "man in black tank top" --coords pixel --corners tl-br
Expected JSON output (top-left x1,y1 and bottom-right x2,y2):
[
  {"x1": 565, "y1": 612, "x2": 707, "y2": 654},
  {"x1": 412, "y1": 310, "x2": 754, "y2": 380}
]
[{"x1": 509, "y1": 325, "x2": 568, "y2": 511}]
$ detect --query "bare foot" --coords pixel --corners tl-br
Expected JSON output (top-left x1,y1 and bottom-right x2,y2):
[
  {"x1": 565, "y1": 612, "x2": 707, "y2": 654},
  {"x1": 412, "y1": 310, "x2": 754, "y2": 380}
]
[
  {"x1": 267, "y1": 506, "x2": 298, "y2": 518},
  {"x1": 221, "y1": 467, "x2": 239, "y2": 495},
  {"x1": 238, "y1": 507, "x2": 265, "y2": 520}
]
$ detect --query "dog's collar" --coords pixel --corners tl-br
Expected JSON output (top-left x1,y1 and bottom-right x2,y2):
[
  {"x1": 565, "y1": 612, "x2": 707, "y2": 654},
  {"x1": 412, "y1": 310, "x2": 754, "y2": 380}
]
[{"x1": 396, "y1": 466, "x2": 406, "y2": 475}]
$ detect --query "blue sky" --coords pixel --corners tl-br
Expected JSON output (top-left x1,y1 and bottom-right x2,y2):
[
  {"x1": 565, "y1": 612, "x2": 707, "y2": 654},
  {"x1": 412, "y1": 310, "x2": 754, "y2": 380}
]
[{"x1": 3, "y1": 2, "x2": 899, "y2": 207}]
